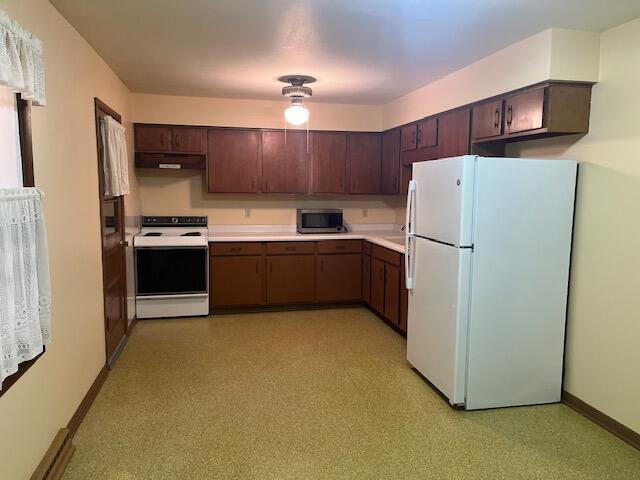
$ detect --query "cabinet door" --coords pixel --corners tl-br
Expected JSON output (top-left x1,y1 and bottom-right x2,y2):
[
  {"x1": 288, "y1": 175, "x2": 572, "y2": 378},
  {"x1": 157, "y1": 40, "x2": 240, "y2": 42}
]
[
  {"x1": 262, "y1": 131, "x2": 309, "y2": 193},
  {"x1": 172, "y1": 127, "x2": 207, "y2": 154},
  {"x1": 417, "y1": 118, "x2": 438, "y2": 148},
  {"x1": 135, "y1": 125, "x2": 172, "y2": 152},
  {"x1": 384, "y1": 264, "x2": 400, "y2": 325},
  {"x1": 362, "y1": 254, "x2": 371, "y2": 304},
  {"x1": 210, "y1": 255, "x2": 264, "y2": 307},
  {"x1": 381, "y1": 129, "x2": 401, "y2": 194},
  {"x1": 370, "y1": 258, "x2": 385, "y2": 314},
  {"x1": 207, "y1": 129, "x2": 261, "y2": 193},
  {"x1": 400, "y1": 125, "x2": 417, "y2": 151},
  {"x1": 472, "y1": 100, "x2": 503, "y2": 139},
  {"x1": 311, "y1": 132, "x2": 347, "y2": 193},
  {"x1": 439, "y1": 109, "x2": 470, "y2": 159},
  {"x1": 347, "y1": 133, "x2": 382, "y2": 194},
  {"x1": 505, "y1": 89, "x2": 544, "y2": 134},
  {"x1": 267, "y1": 255, "x2": 315, "y2": 304},
  {"x1": 317, "y1": 254, "x2": 362, "y2": 302}
]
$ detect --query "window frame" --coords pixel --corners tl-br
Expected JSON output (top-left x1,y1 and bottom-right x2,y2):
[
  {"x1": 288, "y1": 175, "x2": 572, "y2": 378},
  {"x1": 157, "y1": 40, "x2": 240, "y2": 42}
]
[{"x1": 0, "y1": 94, "x2": 40, "y2": 398}]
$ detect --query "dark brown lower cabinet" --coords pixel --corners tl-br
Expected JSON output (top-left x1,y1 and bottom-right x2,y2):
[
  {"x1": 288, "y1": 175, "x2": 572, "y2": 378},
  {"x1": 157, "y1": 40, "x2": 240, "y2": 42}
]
[
  {"x1": 210, "y1": 255, "x2": 264, "y2": 307},
  {"x1": 267, "y1": 254, "x2": 315, "y2": 305},
  {"x1": 368, "y1": 247, "x2": 403, "y2": 330},
  {"x1": 317, "y1": 253, "x2": 362, "y2": 302},
  {"x1": 384, "y1": 264, "x2": 400, "y2": 324},
  {"x1": 370, "y1": 258, "x2": 385, "y2": 314}
]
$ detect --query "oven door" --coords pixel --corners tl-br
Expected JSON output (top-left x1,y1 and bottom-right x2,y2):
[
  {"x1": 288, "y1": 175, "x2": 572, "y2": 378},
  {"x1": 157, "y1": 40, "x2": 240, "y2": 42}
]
[{"x1": 135, "y1": 246, "x2": 208, "y2": 296}]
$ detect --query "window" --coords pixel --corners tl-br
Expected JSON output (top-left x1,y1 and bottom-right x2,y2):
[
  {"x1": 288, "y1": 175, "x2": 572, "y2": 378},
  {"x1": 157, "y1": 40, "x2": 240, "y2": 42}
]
[{"x1": 0, "y1": 85, "x2": 23, "y2": 187}]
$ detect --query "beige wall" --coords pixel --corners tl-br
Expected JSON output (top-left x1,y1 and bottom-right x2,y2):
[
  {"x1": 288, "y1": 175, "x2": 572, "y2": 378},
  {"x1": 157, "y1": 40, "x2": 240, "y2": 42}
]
[
  {"x1": 0, "y1": 1, "x2": 137, "y2": 478},
  {"x1": 506, "y1": 17, "x2": 640, "y2": 433},
  {"x1": 132, "y1": 93, "x2": 398, "y2": 226},
  {"x1": 382, "y1": 28, "x2": 600, "y2": 130}
]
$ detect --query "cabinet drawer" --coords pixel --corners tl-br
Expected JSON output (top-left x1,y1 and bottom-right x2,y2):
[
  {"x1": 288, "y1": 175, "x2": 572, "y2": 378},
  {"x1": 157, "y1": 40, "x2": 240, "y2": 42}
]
[
  {"x1": 372, "y1": 244, "x2": 401, "y2": 266},
  {"x1": 211, "y1": 242, "x2": 262, "y2": 256},
  {"x1": 362, "y1": 241, "x2": 371, "y2": 255},
  {"x1": 266, "y1": 241, "x2": 315, "y2": 255},
  {"x1": 317, "y1": 240, "x2": 362, "y2": 254}
]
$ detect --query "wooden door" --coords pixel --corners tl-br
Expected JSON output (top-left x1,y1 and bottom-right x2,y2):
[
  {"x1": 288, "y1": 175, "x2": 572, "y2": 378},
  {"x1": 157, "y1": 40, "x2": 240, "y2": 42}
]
[
  {"x1": 172, "y1": 127, "x2": 206, "y2": 154},
  {"x1": 381, "y1": 129, "x2": 400, "y2": 194},
  {"x1": 347, "y1": 133, "x2": 382, "y2": 194},
  {"x1": 134, "y1": 125, "x2": 172, "y2": 152},
  {"x1": 267, "y1": 255, "x2": 315, "y2": 304},
  {"x1": 417, "y1": 118, "x2": 438, "y2": 148},
  {"x1": 94, "y1": 99, "x2": 128, "y2": 368},
  {"x1": 262, "y1": 131, "x2": 309, "y2": 193},
  {"x1": 362, "y1": 254, "x2": 371, "y2": 304},
  {"x1": 400, "y1": 125, "x2": 417, "y2": 151},
  {"x1": 370, "y1": 258, "x2": 385, "y2": 314},
  {"x1": 439, "y1": 109, "x2": 471, "y2": 159},
  {"x1": 311, "y1": 132, "x2": 347, "y2": 193},
  {"x1": 317, "y1": 254, "x2": 362, "y2": 302},
  {"x1": 505, "y1": 89, "x2": 545, "y2": 134},
  {"x1": 384, "y1": 264, "x2": 400, "y2": 325},
  {"x1": 210, "y1": 256, "x2": 264, "y2": 307},
  {"x1": 208, "y1": 129, "x2": 261, "y2": 193},
  {"x1": 472, "y1": 100, "x2": 503, "y2": 139}
]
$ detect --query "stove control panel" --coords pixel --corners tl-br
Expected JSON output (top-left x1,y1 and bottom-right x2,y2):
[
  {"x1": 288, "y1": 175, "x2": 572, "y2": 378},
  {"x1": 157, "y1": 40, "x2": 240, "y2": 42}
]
[{"x1": 141, "y1": 216, "x2": 208, "y2": 227}]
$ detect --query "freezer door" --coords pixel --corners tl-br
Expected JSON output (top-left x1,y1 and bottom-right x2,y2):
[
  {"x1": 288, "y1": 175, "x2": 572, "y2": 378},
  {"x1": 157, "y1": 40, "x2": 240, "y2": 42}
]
[
  {"x1": 412, "y1": 155, "x2": 476, "y2": 247},
  {"x1": 406, "y1": 237, "x2": 472, "y2": 406}
]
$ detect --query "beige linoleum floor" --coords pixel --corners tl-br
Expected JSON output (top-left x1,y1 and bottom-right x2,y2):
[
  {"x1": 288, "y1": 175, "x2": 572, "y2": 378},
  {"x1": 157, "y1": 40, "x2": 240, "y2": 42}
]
[{"x1": 63, "y1": 308, "x2": 640, "y2": 479}]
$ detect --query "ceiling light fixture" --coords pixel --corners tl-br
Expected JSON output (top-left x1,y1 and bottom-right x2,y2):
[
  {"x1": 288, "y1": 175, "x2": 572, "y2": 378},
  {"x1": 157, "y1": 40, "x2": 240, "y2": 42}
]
[{"x1": 279, "y1": 75, "x2": 315, "y2": 126}]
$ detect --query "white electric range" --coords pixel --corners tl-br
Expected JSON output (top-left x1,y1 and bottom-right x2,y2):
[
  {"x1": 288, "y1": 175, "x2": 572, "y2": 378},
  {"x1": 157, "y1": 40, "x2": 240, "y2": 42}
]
[{"x1": 133, "y1": 216, "x2": 209, "y2": 319}]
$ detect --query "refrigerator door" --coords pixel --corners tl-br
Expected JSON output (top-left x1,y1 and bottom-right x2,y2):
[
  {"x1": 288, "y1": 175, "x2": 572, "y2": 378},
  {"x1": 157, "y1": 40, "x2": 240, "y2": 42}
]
[
  {"x1": 406, "y1": 237, "x2": 472, "y2": 406},
  {"x1": 412, "y1": 155, "x2": 476, "y2": 247}
]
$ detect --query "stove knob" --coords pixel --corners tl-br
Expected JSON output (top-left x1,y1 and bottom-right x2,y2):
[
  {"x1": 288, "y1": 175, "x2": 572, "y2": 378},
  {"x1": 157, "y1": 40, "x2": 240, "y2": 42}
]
[{"x1": 171, "y1": 217, "x2": 178, "y2": 224}]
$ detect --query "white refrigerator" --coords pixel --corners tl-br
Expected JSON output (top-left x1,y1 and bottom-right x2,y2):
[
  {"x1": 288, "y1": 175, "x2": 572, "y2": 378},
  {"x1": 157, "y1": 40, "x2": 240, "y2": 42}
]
[{"x1": 405, "y1": 155, "x2": 577, "y2": 410}]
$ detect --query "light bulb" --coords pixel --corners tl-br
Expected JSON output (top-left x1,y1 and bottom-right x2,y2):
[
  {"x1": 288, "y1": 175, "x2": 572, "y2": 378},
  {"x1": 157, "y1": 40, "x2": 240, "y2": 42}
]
[{"x1": 284, "y1": 104, "x2": 309, "y2": 125}]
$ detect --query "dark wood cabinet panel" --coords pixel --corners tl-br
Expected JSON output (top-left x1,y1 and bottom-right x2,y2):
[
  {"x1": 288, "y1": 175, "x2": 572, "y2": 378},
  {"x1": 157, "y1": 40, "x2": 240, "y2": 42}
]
[
  {"x1": 417, "y1": 118, "x2": 438, "y2": 148},
  {"x1": 211, "y1": 242, "x2": 262, "y2": 256},
  {"x1": 316, "y1": 240, "x2": 361, "y2": 254},
  {"x1": 362, "y1": 254, "x2": 371, "y2": 303},
  {"x1": 347, "y1": 133, "x2": 382, "y2": 194},
  {"x1": 381, "y1": 129, "x2": 401, "y2": 194},
  {"x1": 372, "y1": 244, "x2": 401, "y2": 266},
  {"x1": 135, "y1": 125, "x2": 172, "y2": 152},
  {"x1": 505, "y1": 89, "x2": 544, "y2": 134},
  {"x1": 317, "y1": 254, "x2": 362, "y2": 302},
  {"x1": 172, "y1": 127, "x2": 206, "y2": 154},
  {"x1": 370, "y1": 258, "x2": 385, "y2": 314},
  {"x1": 384, "y1": 264, "x2": 400, "y2": 325},
  {"x1": 400, "y1": 125, "x2": 417, "y2": 151},
  {"x1": 266, "y1": 242, "x2": 315, "y2": 255},
  {"x1": 439, "y1": 108, "x2": 471, "y2": 159},
  {"x1": 211, "y1": 255, "x2": 264, "y2": 307},
  {"x1": 267, "y1": 255, "x2": 315, "y2": 304},
  {"x1": 207, "y1": 129, "x2": 261, "y2": 193},
  {"x1": 311, "y1": 132, "x2": 347, "y2": 194},
  {"x1": 262, "y1": 131, "x2": 309, "y2": 193},
  {"x1": 472, "y1": 100, "x2": 503, "y2": 139}
]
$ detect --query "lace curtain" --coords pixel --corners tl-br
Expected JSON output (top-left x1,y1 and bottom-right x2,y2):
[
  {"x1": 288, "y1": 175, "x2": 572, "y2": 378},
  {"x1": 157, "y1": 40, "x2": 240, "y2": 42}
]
[
  {"x1": 0, "y1": 9, "x2": 46, "y2": 106},
  {"x1": 100, "y1": 115, "x2": 129, "y2": 196},
  {"x1": 0, "y1": 188, "x2": 51, "y2": 390}
]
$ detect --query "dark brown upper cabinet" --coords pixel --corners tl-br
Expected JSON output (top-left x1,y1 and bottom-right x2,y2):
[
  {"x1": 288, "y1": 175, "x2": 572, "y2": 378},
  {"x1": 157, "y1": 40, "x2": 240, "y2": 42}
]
[
  {"x1": 262, "y1": 131, "x2": 309, "y2": 194},
  {"x1": 207, "y1": 129, "x2": 261, "y2": 193},
  {"x1": 439, "y1": 108, "x2": 471, "y2": 159},
  {"x1": 134, "y1": 125, "x2": 206, "y2": 154},
  {"x1": 505, "y1": 89, "x2": 544, "y2": 135},
  {"x1": 417, "y1": 118, "x2": 438, "y2": 148},
  {"x1": 311, "y1": 132, "x2": 347, "y2": 194},
  {"x1": 400, "y1": 125, "x2": 417, "y2": 151},
  {"x1": 381, "y1": 129, "x2": 401, "y2": 194},
  {"x1": 347, "y1": 133, "x2": 382, "y2": 194},
  {"x1": 472, "y1": 100, "x2": 504, "y2": 140}
]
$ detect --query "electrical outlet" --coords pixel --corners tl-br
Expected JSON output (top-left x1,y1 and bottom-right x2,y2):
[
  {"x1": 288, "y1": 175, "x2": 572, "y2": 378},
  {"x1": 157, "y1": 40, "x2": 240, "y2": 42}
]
[
  {"x1": 245, "y1": 208, "x2": 251, "y2": 218},
  {"x1": 362, "y1": 208, "x2": 368, "y2": 218}
]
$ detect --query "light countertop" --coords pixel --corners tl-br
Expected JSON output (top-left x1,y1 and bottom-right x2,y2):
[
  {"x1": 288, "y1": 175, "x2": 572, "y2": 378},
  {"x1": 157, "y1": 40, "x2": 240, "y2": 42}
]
[{"x1": 207, "y1": 227, "x2": 405, "y2": 254}]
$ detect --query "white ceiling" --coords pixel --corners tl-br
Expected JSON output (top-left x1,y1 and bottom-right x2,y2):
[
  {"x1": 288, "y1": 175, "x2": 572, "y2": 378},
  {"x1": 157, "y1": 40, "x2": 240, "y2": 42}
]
[{"x1": 51, "y1": 0, "x2": 640, "y2": 104}]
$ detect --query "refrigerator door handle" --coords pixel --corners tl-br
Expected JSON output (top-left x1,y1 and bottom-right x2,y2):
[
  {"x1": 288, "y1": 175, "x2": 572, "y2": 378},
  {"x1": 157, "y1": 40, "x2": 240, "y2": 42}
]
[{"x1": 405, "y1": 180, "x2": 417, "y2": 290}]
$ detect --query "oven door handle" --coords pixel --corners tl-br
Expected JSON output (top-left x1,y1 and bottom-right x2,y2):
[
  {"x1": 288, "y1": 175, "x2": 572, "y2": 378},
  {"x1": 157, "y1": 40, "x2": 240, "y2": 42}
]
[{"x1": 137, "y1": 294, "x2": 208, "y2": 300}]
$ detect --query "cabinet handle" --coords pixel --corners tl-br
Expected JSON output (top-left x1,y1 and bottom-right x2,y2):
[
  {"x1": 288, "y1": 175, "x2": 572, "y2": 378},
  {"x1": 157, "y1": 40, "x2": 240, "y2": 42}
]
[
  {"x1": 335, "y1": 245, "x2": 345, "y2": 250},
  {"x1": 506, "y1": 105, "x2": 513, "y2": 127},
  {"x1": 175, "y1": 134, "x2": 180, "y2": 147},
  {"x1": 285, "y1": 246, "x2": 296, "y2": 251},
  {"x1": 160, "y1": 133, "x2": 165, "y2": 147},
  {"x1": 416, "y1": 128, "x2": 421, "y2": 145},
  {"x1": 230, "y1": 247, "x2": 242, "y2": 252},
  {"x1": 255, "y1": 259, "x2": 259, "y2": 274},
  {"x1": 494, "y1": 109, "x2": 500, "y2": 129}
]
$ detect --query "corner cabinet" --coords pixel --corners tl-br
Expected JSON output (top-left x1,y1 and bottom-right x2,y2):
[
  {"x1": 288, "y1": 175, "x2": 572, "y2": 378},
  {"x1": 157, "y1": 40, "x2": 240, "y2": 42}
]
[{"x1": 207, "y1": 129, "x2": 261, "y2": 193}]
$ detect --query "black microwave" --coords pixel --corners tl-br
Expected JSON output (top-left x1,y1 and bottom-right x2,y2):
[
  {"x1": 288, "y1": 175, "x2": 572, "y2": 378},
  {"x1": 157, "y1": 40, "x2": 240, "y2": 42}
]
[{"x1": 297, "y1": 209, "x2": 346, "y2": 233}]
